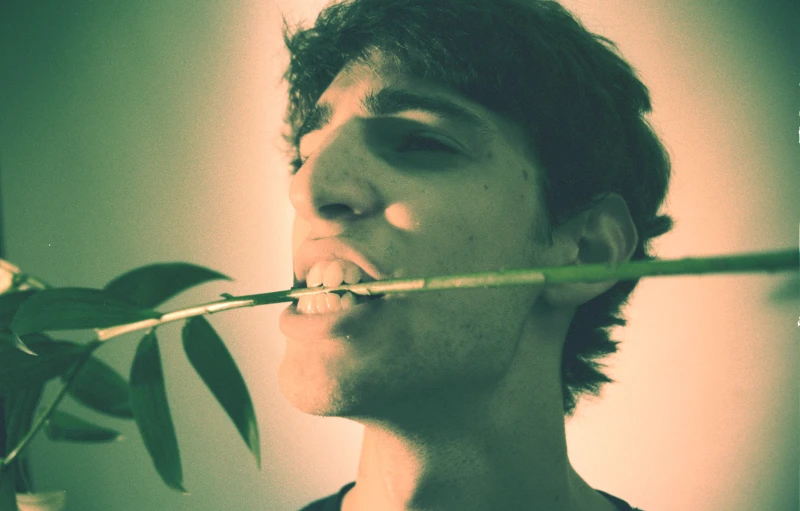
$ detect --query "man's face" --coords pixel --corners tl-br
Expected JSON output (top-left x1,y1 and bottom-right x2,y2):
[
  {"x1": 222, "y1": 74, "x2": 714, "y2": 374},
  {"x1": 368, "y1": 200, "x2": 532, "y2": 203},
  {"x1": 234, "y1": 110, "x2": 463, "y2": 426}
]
[{"x1": 278, "y1": 55, "x2": 554, "y2": 418}]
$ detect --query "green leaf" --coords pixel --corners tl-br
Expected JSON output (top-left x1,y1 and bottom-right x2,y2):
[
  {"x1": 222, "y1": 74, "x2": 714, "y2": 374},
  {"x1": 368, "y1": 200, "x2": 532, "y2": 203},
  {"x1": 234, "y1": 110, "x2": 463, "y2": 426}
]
[
  {"x1": 65, "y1": 356, "x2": 134, "y2": 419},
  {"x1": 0, "y1": 290, "x2": 40, "y2": 354},
  {"x1": 4, "y1": 383, "x2": 44, "y2": 492},
  {"x1": 0, "y1": 329, "x2": 39, "y2": 356},
  {"x1": 11, "y1": 288, "x2": 161, "y2": 336},
  {"x1": 44, "y1": 410, "x2": 122, "y2": 443},
  {"x1": 105, "y1": 263, "x2": 231, "y2": 309},
  {"x1": 182, "y1": 317, "x2": 260, "y2": 467},
  {"x1": 0, "y1": 337, "x2": 88, "y2": 393},
  {"x1": 4, "y1": 383, "x2": 44, "y2": 447},
  {"x1": 0, "y1": 290, "x2": 37, "y2": 328},
  {"x1": 129, "y1": 330, "x2": 185, "y2": 493},
  {"x1": 0, "y1": 462, "x2": 18, "y2": 508}
]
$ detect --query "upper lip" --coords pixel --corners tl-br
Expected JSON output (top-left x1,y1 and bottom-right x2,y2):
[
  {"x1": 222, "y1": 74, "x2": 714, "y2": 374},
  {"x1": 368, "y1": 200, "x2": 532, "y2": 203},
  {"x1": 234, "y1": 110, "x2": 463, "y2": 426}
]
[{"x1": 293, "y1": 238, "x2": 386, "y2": 287}]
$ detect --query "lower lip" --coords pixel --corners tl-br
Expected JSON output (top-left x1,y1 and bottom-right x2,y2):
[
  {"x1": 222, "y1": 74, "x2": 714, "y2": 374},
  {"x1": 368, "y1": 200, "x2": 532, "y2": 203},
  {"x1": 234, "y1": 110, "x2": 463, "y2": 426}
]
[{"x1": 278, "y1": 294, "x2": 385, "y2": 340}]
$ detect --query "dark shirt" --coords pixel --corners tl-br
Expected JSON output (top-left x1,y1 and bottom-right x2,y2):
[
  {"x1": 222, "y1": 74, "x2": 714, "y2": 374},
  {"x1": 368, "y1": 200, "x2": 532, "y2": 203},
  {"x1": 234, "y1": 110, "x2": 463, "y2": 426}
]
[{"x1": 298, "y1": 482, "x2": 645, "y2": 510}]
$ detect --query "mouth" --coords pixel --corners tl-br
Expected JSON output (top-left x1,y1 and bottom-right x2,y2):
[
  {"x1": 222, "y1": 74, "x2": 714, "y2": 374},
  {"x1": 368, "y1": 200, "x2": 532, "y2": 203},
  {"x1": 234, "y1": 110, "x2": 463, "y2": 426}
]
[
  {"x1": 289, "y1": 287, "x2": 384, "y2": 314},
  {"x1": 279, "y1": 287, "x2": 386, "y2": 340},
  {"x1": 293, "y1": 258, "x2": 384, "y2": 315}
]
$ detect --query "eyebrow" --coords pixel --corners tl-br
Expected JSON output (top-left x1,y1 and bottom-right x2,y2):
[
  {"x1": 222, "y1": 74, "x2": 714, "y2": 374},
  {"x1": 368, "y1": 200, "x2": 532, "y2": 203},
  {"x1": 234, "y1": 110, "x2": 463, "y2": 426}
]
[{"x1": 294, "y1": 86, "x2": 494, "y2": 145}]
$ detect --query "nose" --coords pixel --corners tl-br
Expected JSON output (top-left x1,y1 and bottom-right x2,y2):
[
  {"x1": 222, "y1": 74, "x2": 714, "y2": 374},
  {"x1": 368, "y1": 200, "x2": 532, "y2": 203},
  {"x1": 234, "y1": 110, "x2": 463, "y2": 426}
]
[{"x1": 289, "y1": 123, "x2": 383, "y2": 236}]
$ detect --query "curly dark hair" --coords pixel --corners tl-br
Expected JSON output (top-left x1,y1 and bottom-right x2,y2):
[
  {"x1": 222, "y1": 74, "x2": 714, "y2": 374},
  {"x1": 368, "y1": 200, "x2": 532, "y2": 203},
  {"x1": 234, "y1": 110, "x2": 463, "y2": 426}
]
[{"x1": 280, "y1": 0, "x2": 673, "y2": 416}]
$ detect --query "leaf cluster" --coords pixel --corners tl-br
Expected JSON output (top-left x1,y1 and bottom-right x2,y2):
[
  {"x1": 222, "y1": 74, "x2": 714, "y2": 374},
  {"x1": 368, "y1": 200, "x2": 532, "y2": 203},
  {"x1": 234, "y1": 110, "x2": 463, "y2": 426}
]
[{"x1": 0, "y1": 262, "x2": 260, "y2": 494}]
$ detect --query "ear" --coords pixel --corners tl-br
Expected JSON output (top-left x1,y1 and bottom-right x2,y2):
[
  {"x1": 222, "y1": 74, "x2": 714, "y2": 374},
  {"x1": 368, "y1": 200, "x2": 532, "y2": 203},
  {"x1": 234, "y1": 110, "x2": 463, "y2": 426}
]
[{"x1": 541, "y1": 193, "x2": 639, "y2": 308}]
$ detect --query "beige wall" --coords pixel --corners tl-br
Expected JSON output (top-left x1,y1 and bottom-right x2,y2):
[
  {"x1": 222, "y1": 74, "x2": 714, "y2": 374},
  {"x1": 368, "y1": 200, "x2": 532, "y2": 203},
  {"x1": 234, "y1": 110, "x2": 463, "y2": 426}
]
[{"x1": 1, "y1": 1, "x2": 796, "y2": 510}]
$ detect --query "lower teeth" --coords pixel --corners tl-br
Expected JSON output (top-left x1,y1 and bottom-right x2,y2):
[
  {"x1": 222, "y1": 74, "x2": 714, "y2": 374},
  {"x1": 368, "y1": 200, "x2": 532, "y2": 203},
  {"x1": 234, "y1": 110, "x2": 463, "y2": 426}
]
[{"x1": 295, "y1": 291, "x2": 382, "y2": 314}]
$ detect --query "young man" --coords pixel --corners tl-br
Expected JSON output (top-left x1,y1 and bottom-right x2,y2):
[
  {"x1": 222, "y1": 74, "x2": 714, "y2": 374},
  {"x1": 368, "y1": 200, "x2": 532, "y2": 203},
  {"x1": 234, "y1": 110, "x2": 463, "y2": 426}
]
[{"x1": 277, "y1": 0, "x2": 672, "y2": 509}]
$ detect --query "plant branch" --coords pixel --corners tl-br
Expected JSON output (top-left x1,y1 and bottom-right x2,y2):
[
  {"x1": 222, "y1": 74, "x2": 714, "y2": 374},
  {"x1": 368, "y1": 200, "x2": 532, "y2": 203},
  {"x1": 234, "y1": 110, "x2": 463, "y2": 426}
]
[{"x1": 95, "y1": 248, "x2": 798, "y2": 342}]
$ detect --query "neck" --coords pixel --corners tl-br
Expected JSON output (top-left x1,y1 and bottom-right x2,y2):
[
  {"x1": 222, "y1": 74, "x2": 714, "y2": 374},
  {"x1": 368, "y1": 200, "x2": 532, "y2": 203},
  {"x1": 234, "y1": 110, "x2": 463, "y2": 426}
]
[
  {"x1": 347, "y1": 420, "x2": 572, "y2": 511},
  {"x1": 342, "y1": 314, "x2": 607, "y2": 511}
]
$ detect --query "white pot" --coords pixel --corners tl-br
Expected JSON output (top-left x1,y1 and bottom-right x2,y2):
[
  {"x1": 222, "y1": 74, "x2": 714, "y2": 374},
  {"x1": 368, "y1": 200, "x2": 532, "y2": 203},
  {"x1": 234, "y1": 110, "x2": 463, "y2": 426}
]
[{"x1": 15, "y1": 492, "x2": 66, "y2": 511}]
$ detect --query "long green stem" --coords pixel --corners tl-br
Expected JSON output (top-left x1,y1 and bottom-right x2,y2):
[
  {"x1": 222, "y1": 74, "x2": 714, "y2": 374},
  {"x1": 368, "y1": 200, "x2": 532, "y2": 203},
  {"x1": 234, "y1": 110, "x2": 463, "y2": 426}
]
[{"x1": 97, "y1": 248, "x2": 797, "y2": 341}]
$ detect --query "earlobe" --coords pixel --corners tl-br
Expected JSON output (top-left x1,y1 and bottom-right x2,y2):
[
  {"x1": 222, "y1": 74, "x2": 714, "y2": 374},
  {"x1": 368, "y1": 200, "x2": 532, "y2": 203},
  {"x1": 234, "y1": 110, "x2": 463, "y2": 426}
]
[{"x1": 542, "y1": 193, "x2": 638, "y2": 308}]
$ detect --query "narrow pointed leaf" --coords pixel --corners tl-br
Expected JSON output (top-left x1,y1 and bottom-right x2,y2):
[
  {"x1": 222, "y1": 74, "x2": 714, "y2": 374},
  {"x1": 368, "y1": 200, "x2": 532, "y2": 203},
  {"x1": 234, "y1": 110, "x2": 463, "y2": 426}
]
[
  {"x1": 65, "y1": 356, "x2": 133, "y2": 418},
  {"x1": 105, "y1": 263, "x2": 231, "y2": 309},
  {"x1": 2, "y1": 331, "x2": 38, "y2": 356},
  {"x1": 11, "y1": 288, "x2": 161, "y2": 336},
  {"x1": 4, "y1": 383, "x2": 44, "y2": 449},
  {"x1": 129, "y1": 331, "x2": 185, "y2": 492},
  {"x1": 0, "y1": 384, "x2": 44, "y2": 494},
  {"x1": 0, "y1": 290, "x2": 38, "y2": 328},
  {"x1": 2, "y1": 292, "x2": 43, "y2": 354},
  {"x1": 182, "y1": 317, "x2": 260, "y2": 467},
  {"x1": 3, "y1": 384, "x2": 43, "y2": 492},
  {"x1": 45, "y1": 410, "x2": 122, "y2": 443},
  {"x1": 1, "y1": 463, "x2": 18, "y2": 508},
  {"x1": 0, "y1": 337, "x2": 88, "y2": 393},
  {"x1": 4, "y1": 384, "x2": 45, "y2": 492}
]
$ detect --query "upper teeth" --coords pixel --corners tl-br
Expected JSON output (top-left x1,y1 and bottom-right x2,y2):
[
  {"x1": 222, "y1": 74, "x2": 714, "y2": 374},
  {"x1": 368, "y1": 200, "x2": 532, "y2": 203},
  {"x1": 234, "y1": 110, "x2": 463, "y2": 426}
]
[{"x1": 305, "y1": 259, "x2": 364, "y2": 288}]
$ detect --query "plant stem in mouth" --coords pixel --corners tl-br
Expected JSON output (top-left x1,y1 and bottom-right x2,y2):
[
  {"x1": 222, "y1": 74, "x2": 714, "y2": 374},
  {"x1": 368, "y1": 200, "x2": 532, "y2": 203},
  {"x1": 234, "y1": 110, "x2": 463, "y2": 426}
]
[{"x1": 97, "y1": 248, "x2": 798, "y2": 341}]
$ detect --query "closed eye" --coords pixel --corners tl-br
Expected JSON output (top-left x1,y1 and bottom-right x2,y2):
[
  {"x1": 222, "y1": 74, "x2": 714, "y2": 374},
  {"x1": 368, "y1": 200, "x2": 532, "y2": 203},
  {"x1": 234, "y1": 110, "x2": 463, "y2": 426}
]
[
  {"x1": 397, "y1": 133, "x2": 459, "y2": 154},
  {"x1": 289, "y1": 132, "x2": 459, "y2": 176}
]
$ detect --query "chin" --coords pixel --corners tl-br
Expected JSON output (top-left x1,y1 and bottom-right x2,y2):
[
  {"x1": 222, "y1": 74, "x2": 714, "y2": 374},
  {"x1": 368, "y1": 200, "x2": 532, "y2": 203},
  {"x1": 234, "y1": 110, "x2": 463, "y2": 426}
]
[{"x1": 277, "y1": 357, "x2": 357, "y2": 417}]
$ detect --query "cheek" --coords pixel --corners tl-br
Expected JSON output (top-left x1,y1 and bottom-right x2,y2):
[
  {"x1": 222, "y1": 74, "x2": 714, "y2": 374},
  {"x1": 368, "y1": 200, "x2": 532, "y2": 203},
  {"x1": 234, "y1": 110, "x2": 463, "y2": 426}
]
[
  {"x1": 385, "y1": 202, "x2": 420, "y2": 232},
  {"x1": 418, "y1": 181, "x2": 537, "y2": 267}
]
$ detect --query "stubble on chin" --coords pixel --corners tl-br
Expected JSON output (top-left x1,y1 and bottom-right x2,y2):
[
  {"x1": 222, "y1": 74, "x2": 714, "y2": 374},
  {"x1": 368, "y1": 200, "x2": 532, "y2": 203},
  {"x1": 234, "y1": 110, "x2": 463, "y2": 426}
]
[{"x1": 277, "y1": 348, "x2": 378, "y2": 417}]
